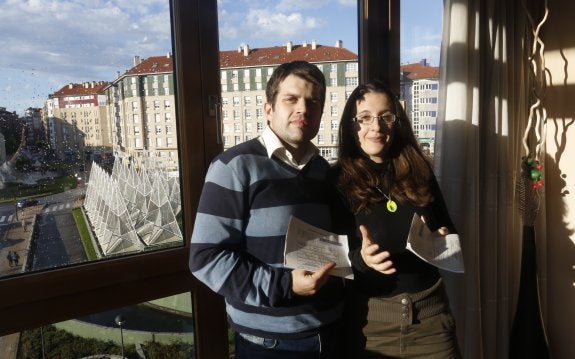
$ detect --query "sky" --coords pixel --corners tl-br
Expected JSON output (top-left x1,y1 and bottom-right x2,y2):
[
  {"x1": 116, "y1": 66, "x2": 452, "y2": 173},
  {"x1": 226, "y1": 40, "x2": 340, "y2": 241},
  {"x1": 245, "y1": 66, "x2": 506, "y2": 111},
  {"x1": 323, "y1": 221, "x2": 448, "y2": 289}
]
[{"x1": 0, "y1": 0, "x2": 442, "y2": 116}]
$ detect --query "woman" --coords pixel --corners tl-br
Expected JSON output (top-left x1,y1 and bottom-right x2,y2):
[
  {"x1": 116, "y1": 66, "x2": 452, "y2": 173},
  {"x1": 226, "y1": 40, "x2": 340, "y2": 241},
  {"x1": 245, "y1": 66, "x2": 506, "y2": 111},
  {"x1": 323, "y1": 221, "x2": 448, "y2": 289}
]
[{"x1": 332, "y1": 80, "x2": 461, "y2": 358}]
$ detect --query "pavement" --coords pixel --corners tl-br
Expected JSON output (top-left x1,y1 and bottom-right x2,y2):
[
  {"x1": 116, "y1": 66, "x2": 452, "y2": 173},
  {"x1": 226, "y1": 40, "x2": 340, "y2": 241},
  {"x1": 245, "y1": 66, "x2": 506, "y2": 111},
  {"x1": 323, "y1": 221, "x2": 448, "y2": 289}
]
[{"x1": 0, "y1": 205, "x2": 43, "y2": 359}]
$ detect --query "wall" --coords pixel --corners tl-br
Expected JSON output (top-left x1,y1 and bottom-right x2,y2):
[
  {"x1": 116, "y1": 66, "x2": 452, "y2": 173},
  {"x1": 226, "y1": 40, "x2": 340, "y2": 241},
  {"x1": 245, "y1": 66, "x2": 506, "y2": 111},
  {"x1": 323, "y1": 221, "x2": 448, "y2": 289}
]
[{"x1": 540, "y1": 1, "x2": 575, "y2": 358}]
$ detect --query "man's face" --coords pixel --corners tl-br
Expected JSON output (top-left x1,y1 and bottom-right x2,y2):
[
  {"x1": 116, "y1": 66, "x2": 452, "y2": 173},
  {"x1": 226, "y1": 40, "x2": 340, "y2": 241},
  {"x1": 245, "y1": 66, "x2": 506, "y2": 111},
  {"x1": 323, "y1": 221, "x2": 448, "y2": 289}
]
[{"x1": 265, "y1": 74, "x2": 323, "y2": 150}]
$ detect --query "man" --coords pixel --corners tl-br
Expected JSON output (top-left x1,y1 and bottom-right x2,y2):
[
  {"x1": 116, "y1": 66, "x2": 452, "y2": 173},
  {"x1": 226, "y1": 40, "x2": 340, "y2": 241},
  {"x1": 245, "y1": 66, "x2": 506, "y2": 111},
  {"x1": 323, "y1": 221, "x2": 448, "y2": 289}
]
[{"x1": 189, "y1": 61, "x2": 343, "y2": 358}]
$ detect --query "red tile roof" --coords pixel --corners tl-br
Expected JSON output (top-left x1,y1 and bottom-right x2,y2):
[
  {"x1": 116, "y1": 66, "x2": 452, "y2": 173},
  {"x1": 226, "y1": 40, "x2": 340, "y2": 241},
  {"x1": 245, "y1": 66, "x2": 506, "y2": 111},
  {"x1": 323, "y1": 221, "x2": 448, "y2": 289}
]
[
  {"x1": 125, "y1": 55, "x2": 174, "y2": 75},
  {"x1": 400, "y1": 62, "x2": 439, "y2": 80},
  {"x1": 52, "y1": 81, "x2": 110, "y2": 97},
  {"x1": 54, "y1": 44, "x2": 358, "y2": 94},
  {"x1": 220, "y1": 43, "x2": 357, "y2": 68}
]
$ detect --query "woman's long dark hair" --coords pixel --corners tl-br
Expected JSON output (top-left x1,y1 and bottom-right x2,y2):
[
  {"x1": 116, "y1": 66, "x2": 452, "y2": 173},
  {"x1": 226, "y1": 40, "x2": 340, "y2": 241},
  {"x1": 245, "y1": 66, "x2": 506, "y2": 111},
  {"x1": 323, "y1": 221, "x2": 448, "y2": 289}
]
[{"x1": 336, "y1": 80, "x2": 434, "y2": 214}]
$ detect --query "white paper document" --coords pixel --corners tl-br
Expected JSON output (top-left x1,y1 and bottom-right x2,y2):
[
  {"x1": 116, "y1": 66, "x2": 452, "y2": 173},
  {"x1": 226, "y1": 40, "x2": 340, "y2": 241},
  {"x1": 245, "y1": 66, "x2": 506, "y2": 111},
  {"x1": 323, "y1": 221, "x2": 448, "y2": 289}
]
[
  {"x1": 406, "y1": 214, "x2": 465, "y2": 273},
  {"x1": 284, "y1": 216, "x2": 353, "y2": 279}
]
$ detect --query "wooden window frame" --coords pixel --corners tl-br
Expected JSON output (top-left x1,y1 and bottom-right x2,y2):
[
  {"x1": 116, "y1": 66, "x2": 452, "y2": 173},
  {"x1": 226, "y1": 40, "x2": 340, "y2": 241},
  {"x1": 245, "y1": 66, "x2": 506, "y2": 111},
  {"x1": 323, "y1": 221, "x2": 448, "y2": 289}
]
[{"x1": 0, "y1": 1, "x2": 399, "y2": 358}]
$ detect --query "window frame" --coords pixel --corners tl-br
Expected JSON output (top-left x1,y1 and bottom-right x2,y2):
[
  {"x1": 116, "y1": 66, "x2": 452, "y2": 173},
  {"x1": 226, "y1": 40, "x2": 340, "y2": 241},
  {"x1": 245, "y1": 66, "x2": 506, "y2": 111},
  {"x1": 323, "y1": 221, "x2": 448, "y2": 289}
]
[
  {"x1": 0, "y1": 1, "x2": 399, "y2": 358},
  {"x1": 0, "y1": 1, "x2": 228, "y2": 358}
]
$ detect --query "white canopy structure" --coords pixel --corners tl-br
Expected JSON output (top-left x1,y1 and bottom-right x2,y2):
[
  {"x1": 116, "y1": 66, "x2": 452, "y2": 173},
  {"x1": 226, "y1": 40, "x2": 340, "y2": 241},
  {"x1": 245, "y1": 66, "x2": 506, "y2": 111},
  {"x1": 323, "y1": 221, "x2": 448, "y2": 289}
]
[{"x1": 84, "y1": 157, "x2": 183, "y2": 256}]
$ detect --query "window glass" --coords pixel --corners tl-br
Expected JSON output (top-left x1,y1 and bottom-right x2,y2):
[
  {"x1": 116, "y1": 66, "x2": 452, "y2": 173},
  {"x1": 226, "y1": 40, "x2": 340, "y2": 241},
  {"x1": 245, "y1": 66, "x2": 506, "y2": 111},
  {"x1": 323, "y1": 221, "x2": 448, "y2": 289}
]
[
  {"x1": 215, "y1": 1, "x2": 359, "y2": 352},
  {"x1": 0, "y1": 292, "x2": 196, "y2": 358},
  {"x1": 400, "y1": 0, "x2": 443, "y2": 157},
  {"x1": 0, "y1": 1, "x2": 183, "y2": 279},
  {"x1": 216, "y1": 1, "x2": 358, "y2": 164}
]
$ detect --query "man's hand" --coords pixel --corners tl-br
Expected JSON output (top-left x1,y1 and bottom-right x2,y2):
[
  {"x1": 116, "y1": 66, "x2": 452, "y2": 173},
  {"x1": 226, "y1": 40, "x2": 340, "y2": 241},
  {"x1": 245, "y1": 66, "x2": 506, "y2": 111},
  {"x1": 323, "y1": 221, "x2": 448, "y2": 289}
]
[
  {"x1": 359, "y1": 225, "x2": 396, "y2": 274},
  {"x1": 291, "y1": 262, "x2": 336, "y2": 296}
]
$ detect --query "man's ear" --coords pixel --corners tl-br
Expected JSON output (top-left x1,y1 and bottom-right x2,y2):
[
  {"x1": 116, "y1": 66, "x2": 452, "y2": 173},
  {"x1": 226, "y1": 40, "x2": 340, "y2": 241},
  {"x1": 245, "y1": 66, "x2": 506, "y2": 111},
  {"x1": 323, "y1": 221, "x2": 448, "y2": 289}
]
[{"x1": 264, "y1": 102, "x2": 273, "y2": 120}]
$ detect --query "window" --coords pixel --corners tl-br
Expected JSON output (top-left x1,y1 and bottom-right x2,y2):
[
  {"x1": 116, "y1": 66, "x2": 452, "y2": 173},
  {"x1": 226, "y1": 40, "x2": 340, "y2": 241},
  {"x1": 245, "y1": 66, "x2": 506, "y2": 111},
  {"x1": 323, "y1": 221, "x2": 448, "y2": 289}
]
[
  {"x1": 331, "y1": 106, "x2": 338, "y2": 117},
  {"x1": 345, "y1": 77, "x2": 358, "y2": 86},
  {"x1": 1, "y1": 2, "x2": 402, "y2": 359}
]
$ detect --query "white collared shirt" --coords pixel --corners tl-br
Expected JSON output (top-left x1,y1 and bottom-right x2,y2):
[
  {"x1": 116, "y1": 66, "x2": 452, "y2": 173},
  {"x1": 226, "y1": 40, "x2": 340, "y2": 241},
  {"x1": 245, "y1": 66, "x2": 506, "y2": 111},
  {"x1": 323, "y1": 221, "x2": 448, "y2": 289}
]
[{"x1": 258, "y1": 127, "x2": 319, "y2": 170}]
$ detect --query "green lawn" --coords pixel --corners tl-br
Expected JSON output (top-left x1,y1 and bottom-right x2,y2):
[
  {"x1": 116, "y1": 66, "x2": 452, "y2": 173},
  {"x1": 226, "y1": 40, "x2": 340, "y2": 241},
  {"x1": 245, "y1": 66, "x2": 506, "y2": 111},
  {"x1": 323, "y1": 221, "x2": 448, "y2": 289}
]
[{"x1": 0, "y1": 175, "x2": 78, "y2": 203}]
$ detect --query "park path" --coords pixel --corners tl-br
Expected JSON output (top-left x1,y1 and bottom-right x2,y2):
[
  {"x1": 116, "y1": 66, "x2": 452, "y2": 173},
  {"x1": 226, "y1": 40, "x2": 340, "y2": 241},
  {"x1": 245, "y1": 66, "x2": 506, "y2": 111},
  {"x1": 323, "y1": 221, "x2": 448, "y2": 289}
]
[{"x1": 0, "y1": 205, "x2": 42, "y2": 359}]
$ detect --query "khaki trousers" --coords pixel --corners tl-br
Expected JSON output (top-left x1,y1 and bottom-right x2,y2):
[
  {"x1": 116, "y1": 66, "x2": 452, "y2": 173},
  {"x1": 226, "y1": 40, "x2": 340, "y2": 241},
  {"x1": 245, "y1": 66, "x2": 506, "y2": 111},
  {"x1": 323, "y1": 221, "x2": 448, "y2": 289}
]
[{"x1": 345, "y1": 279, "x2": 461, "y2": 359}]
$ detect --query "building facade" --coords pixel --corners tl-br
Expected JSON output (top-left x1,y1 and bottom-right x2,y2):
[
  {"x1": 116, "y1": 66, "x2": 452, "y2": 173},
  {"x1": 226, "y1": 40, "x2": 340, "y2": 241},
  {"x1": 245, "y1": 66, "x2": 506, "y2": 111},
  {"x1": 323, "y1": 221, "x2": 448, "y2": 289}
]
[
  {"x1": 103, "y1": 54, "x2": 178, "y2": 171},
  {"x1": 46, "y1": 81, "x2": 110, "y2": 163},
  {"x1": 400, "y1": 59, "x2": 440, "y2": 155},
  {"x1": 219, "y1": 40, "x2": 358, "y2": 160},
  {"x1": 46, "y1": 49, "x2": 439, "y2": 172}
]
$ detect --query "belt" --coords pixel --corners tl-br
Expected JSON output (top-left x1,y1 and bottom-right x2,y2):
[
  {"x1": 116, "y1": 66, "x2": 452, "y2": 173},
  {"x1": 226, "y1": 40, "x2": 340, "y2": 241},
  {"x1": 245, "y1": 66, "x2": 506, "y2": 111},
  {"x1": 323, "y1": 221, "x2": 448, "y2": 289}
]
[{"x1": 366, "y1": 278, "x2": 448, "y2": 324}]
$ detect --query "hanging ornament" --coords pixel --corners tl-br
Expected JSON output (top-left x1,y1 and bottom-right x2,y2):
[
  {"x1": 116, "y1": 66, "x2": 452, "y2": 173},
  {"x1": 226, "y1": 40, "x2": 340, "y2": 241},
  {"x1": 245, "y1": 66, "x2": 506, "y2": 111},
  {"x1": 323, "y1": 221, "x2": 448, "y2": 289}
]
[{"x1": 523, "y1": 157, "x2": 544, "y2": 189}]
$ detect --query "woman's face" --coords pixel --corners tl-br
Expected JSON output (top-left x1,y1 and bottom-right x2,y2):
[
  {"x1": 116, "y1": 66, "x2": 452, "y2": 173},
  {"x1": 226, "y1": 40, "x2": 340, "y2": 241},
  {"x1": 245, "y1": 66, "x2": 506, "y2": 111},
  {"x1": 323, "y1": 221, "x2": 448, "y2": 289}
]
[{"x1": 354, "y1": 92, "x2": 395, "y2": 163}]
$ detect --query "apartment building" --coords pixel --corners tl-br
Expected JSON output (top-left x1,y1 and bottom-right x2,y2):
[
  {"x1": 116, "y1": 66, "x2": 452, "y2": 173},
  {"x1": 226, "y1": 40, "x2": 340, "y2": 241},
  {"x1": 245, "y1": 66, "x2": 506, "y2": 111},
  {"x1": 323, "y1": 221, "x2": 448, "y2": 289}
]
[
  {"x1": 23, "y1": 107, "x2": 42, "y2": 146},
  {"x1": 220, "y1": 40, "x2": 358, "y2": 160},
  {"x1": 52, "y1": 48, "x2": 437, "y2": 174},
  {"x1": 400, "y1": 59, "x2": 440, "y2": 155},
  {"x1": 103, "y1": 54, "x2": 178, "y2": 170},
  {"x1": 46, "y1": 81, "x2": 111, "y2": 162}
]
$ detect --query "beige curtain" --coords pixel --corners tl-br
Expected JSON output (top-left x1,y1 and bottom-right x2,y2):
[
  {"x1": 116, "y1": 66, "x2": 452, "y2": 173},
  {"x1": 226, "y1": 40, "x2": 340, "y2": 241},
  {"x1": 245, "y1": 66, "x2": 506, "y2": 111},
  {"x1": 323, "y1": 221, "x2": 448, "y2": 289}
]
[{"x1": 434, "y1": 0, "x2": 544, "y2": 357}]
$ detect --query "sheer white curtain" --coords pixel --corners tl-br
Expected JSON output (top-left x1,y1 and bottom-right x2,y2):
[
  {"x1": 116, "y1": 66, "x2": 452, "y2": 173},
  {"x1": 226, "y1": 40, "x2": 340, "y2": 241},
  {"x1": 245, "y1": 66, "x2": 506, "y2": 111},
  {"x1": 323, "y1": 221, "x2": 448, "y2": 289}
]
[{"x1": 434, "y1": 0, "x2": 539, "y2": 357}]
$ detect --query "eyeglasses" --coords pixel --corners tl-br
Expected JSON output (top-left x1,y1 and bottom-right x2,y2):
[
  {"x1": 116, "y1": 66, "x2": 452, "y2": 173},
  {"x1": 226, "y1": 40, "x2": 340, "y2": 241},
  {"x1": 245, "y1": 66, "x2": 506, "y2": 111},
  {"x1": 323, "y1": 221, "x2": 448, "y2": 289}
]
[{"x1": 352, "y1": 113, "x2": 396, "y2": 127}]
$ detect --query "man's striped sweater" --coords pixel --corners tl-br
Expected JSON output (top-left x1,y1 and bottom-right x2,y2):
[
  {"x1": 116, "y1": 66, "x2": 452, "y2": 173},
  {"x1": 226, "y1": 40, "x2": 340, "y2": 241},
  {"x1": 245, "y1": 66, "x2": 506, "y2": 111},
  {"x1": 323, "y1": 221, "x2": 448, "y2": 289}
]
[{"x1": 189, "y1": 138, "x2": 343, "y2": 339}]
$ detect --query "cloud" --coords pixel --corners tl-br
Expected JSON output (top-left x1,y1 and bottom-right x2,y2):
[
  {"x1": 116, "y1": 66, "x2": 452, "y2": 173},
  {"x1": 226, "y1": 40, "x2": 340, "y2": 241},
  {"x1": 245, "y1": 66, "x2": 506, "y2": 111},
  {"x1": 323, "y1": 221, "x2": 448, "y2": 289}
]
[
  {"x1": 243, "y1": 9, "x2": 322, "y2": 39},
  {"x1": 218, "y1": 4, "x2": 325, "y2": 49},
  {"x1": 402, "y1": 45, "x2": 441, "y2": 65},
  {"x1": 0, "y1": 0, "x2": 171, "y2": 112},
  {"x1": 0, "y1": 0, "x2": 171, "y2": 78}
]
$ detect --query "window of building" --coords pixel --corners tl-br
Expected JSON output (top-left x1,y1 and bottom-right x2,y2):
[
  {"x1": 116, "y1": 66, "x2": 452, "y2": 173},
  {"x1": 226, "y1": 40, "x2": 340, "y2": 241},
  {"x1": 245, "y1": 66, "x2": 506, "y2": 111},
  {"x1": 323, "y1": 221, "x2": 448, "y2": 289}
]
[
  {"x1": 345, "y1": 77, "x2": 358, "y2": 86},
  {"x1": 331, "y1": 106, "x2": 338, "y2": 117},
  {"x1": 345, "y1": 62, "x2": 358, "y2": 71}
]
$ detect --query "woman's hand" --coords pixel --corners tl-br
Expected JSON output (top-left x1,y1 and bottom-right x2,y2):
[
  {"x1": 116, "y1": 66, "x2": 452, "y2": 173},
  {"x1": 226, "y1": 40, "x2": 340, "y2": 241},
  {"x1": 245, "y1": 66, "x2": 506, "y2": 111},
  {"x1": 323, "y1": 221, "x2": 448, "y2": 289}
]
[
  {"x1": 420, "y1": 215, "x2": 450, "y2": 236},
  {"x1": 359, "y1": 225, "x2": 396, "y2": 275}
]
